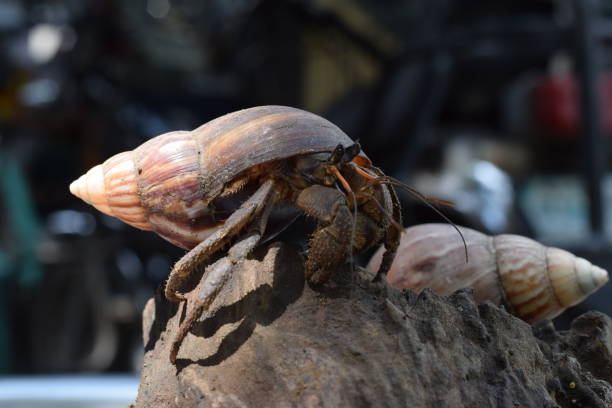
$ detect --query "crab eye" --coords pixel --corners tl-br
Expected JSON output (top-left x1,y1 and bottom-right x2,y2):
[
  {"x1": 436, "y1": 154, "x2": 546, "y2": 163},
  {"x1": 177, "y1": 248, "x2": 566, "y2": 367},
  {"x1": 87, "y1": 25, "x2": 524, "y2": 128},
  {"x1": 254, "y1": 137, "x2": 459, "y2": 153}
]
[
  {"x1": 327, "y1": 144, "x2": 345, "y2": 165},
  {"x1": 342, "y1": 143, "x2": 361, "y2": 163}
]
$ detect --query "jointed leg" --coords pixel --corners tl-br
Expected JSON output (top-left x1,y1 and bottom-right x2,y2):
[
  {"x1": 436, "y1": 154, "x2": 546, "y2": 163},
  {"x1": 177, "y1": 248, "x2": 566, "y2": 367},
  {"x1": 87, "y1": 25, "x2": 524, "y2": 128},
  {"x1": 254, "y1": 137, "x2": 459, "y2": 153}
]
[
  {"x1": 170, "y1": 197, "x2": 275, "y2": 364},
  {"x1": 165, "y1": 179, "x2": 276, "y2": 302},
  {"x1": 373, "y1": 171, "x2": 402, "y2": 282},
  {"x1": 295, "y1": 185, "x2": 354, "y2": 284},
  {"x1": 347, "y1": 163, "x2": 403, "y2": 281}
]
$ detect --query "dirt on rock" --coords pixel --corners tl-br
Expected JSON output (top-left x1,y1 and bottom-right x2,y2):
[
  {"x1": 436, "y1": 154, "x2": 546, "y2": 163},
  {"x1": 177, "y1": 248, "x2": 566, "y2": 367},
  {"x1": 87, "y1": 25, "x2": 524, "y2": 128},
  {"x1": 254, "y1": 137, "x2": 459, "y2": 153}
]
[{"x1": 134, "y1": 242, "x2": 612, "y2": 408}]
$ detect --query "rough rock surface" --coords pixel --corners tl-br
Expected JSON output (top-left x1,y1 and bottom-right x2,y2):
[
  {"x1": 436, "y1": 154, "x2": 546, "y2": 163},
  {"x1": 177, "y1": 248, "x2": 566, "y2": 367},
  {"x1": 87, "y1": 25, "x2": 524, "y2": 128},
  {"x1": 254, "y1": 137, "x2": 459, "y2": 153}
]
[{"x1": 134, "y1": 242, "x2": 612, "y2": 407}]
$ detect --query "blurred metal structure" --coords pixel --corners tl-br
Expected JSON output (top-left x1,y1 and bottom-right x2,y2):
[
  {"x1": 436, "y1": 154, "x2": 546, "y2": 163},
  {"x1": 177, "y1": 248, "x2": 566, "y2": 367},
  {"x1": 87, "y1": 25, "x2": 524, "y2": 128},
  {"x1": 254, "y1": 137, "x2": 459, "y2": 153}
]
[{"x1": 575, "y1": 0, "x2": 608, "y2": 240}]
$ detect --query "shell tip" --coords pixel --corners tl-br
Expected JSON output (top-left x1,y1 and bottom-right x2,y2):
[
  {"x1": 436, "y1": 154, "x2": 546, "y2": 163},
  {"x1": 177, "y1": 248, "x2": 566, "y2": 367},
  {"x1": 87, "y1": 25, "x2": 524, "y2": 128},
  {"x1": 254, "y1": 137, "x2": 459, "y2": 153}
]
[
  {"x1": 592, "y1": 266, "x2": 609, "y2": 288},
  {"x1": 69, "y1": 175, "x2": 91, "y2": 204},
  {"x1": 69, "y1": 178, "x2": 79, "y2": 196}
]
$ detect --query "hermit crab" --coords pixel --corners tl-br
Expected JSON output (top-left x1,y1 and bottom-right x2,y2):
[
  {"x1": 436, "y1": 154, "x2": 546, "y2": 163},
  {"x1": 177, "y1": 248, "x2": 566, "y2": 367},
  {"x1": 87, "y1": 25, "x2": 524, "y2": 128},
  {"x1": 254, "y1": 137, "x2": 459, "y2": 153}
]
[
  {"x1": 368, "y1": 223, "x2": 609, "y2": 323},
  {"x1": 70, "y1": 105, "x2": 402, "y2": 363}
]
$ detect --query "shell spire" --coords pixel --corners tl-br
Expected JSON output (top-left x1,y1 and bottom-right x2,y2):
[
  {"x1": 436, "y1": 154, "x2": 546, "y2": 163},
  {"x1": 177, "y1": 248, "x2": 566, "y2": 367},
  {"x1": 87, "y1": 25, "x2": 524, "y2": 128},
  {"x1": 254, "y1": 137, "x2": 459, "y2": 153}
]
[
  {"x1": 69, "y1": 164, "x2": 112, "y2": 215},
  {"x1": 70, "y1": 150, "x2": 152, "y2": 231}
]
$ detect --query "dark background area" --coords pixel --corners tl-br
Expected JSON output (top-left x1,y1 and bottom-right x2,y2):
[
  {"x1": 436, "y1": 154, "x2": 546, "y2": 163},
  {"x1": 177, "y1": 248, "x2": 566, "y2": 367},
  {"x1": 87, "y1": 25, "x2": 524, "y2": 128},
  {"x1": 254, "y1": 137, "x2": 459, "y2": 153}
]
[{"x1": 0, "y1": 0, "x2": 611, "y2": 375}]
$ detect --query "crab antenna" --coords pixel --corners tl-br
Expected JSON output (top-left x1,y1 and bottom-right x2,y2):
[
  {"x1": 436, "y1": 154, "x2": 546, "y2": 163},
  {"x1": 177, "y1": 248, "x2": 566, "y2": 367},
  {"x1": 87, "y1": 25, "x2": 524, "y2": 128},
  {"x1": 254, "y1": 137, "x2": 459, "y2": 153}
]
[
  {"x1": 374, "y1": 180, "x2": 468, "y2": 262},
  {"x1": 349, "y1": 163, "x2": 468, "y2": 262},
  {"x1": 329, "y1": 166, "x2": 353, "y2": 194},
  {"x1": 355, "y1": 192, "x2": 403, "y2": 232}
]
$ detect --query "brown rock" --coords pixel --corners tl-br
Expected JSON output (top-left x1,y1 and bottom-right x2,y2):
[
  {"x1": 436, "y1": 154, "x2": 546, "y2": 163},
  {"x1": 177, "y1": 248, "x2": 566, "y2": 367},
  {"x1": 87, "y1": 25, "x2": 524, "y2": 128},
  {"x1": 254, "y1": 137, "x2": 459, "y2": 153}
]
[{"x1": 134, "y1": 242, "x2": 612, "y2": 407}]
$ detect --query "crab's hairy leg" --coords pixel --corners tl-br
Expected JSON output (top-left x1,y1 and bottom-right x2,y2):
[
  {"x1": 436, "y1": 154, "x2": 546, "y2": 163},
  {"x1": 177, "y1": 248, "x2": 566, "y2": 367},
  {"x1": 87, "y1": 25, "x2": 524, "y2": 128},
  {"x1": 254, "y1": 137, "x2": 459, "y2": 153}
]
[
  {"x1": 169, "y1": 194, "x2": 276, "y2": 364},
  {"x1": 380, "y1": 184, "x2": 402, "y2": 277},
  {"x1": 360, "y1": 176, "x2": 468, "y2": 262},
  {"x1": 369, "y1": 168, "x2": 402, "y2": 282},
  {"x1": 295, "y1": 184, "x2": 354, "y2": 284},
  {"x1": 355, "y1": 191, "x2": 403, "y2": 232},
  {"x1": 165, "y1": 179, "x2": 276, "y2": 302}
]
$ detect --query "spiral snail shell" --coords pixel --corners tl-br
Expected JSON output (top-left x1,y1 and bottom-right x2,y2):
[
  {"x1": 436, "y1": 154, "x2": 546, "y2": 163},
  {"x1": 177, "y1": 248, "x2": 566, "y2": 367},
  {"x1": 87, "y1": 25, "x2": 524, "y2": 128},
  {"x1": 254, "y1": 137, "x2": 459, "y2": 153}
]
[
  {"x1": 367, "y1": 223, "x2": 609, "y2": 323},
  {"x1": 69, "y1": 105, "x2": 369, "y2": 249}
]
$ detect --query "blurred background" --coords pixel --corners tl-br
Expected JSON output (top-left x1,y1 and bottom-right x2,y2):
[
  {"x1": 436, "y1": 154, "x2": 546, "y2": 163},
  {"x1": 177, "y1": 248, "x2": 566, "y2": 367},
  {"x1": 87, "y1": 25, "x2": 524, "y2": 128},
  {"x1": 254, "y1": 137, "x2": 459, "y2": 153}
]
[{"x1": 0, "y1": 0, "x2": 611, "y2": 404}]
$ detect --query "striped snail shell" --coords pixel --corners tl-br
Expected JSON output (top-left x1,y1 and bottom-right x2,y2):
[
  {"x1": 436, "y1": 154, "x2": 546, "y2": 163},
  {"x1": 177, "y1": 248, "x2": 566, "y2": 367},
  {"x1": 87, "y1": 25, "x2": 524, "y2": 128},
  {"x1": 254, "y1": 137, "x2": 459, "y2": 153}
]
[
  {"x1": 69, "y1": 105, "x2": 367, "y2": 249},
  {"x1": 367, "y1": 223, "x2": 609, "y2": 323}
]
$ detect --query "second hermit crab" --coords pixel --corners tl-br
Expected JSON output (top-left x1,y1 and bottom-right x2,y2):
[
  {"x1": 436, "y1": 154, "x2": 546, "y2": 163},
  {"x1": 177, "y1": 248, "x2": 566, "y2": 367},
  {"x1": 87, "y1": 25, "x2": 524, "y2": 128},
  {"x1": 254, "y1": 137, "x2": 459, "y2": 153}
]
[{"x1": 70, "y1": 105, "x2": 402, "y2": 363}]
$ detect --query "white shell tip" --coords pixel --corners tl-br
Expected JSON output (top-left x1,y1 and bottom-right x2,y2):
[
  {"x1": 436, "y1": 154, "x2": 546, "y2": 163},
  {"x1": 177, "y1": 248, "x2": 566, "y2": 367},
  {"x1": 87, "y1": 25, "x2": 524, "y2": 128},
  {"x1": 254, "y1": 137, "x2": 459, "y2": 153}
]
[
  {"x1": 592, "y1": 265, "x2": 609, "y2": 288},
  {"x1": 69, "y1": 165, "x2": 113, "y2": 215},
  {"x1": 69, "y1": 174, "x2": 90, "y2": 204},
  {"x1": 575, "y1": 257, "x2": 609, "y2": 295}
]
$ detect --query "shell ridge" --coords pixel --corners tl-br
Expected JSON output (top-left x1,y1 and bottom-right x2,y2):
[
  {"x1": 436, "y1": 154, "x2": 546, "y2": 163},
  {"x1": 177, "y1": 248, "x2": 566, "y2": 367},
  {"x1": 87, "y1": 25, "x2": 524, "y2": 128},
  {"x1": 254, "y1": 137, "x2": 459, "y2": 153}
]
[
  {"x1": 100, "y1": 164, "x2": 117, "y2": 219},
  {"x1": 491, "y1": 235, "x2": 515, "y2": 316},
  {"x1": 498, "y1": 236, "x2": 562, "y2": 321},
  {"x1": 190, "y1": 129, "x2": 208, "y2": 208},
  {"x1": 542, "y1": 246, "x2": 567, "y2": 309},
  {"x1": 98, "y1": 150, "x2": 152, "y2": 230},
  {"x1": 132, "y1": 148, "x2": 153, "y2": 227}
]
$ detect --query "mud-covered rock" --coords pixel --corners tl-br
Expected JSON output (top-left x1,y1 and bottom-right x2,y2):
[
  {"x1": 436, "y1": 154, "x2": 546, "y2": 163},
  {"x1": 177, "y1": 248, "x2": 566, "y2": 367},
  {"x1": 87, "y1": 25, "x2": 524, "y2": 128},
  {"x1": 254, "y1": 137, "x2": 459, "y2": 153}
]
[{"x1": 134, "y1": 242, "x2": 612, "y2": 407}]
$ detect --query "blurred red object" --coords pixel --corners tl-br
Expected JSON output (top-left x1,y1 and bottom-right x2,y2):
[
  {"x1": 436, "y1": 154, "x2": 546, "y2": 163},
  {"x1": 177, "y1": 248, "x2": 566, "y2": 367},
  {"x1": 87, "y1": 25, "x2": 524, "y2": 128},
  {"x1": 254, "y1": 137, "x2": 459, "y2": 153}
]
[{"x1": 533, "y1": 74, "x2": 612, "y2": 139}]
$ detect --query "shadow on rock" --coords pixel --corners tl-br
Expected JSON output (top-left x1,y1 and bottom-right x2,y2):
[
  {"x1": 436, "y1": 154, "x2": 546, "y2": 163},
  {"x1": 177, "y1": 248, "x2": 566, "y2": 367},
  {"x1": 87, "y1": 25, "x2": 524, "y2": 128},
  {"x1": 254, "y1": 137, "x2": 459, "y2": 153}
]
[{"x1": 169, "y1": 242, "x2": 305, "y2": 368}]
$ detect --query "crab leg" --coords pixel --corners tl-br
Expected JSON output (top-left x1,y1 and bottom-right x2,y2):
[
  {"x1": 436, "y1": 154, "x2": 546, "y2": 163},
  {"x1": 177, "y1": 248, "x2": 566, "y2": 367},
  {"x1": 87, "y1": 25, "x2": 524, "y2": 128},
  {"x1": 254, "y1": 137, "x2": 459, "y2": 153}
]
[
  {"x1": 295, "y1": 184, "x2": 355, "y2": 284},
  {"x1": 169, "y1": 182, "x2": 277, "y2": 363},
  {"x1": 165, "y1": 179, "x2": 276, "y2": 302}
]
